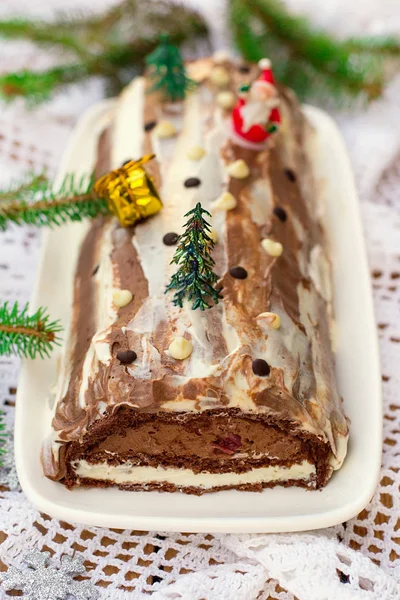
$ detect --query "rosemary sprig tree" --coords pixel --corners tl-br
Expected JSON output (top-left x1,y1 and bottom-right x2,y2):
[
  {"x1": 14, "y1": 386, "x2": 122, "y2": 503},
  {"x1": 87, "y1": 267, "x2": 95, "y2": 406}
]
[
  {"x1": 146, "y1": 35, "x2": 196, "y2": 101},
  {"x1": 0, "y1": 0, "x2": 208, "y2": 105},
  {"x1": 0, "y1": 172, "x2": 109, "y2": 230},
  {"x1": 230, "y1": 0, "x2": 400, "y2": 105},
  {"x1": 0, "y1": 302, "x2": 62, "y2": 359},
  {"x1": 166, "y1": 203, "x2": 221, "y2": 311}
]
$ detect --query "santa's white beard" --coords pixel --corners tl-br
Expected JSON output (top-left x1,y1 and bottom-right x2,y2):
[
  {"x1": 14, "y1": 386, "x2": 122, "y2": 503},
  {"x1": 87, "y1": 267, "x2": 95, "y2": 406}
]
[{"x1": 241, "y1": 98, "x2": 280, "y2": 132}]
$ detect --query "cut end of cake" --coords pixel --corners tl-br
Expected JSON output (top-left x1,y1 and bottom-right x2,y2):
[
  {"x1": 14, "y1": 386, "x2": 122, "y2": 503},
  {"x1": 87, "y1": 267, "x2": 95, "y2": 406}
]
[{"x1": 47, "y1": 407, "x2": 335, "y2": 493}]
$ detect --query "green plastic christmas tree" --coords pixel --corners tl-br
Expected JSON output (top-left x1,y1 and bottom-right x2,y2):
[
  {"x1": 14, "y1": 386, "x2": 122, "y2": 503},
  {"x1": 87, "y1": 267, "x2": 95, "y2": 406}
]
[
  {"x1": 146, "y1": 34, "x2": 196, "y2": 101},
  {"x1": 165, "y1": 203, "x2": 221, "y2": 311},
  {"x1": 0, "y1": 301, "x2": 62, "y2": 358}
]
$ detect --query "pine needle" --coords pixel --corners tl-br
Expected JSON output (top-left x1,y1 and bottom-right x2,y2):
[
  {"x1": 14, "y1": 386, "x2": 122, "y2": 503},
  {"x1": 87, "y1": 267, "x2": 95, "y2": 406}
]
[
  {"x1": 0, "y1": 173, "x2": 109, "y2": 230},
  {"x1": 0, "y1": 173, "x2": 48, "y2": 203},
  {"x1": 0, "y1": 302, "x2": 63, "y2": 359}
]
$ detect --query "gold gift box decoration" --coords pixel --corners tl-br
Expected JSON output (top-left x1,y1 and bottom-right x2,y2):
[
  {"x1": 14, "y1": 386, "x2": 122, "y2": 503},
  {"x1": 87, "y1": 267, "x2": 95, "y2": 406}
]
[{"x1": 94, "y1": 153, "x2": 162, "y2": 227}]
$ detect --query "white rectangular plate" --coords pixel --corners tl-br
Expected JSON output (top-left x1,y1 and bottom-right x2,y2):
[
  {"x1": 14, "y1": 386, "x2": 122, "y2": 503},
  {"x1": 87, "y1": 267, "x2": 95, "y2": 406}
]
[{"x1": 15, "y1": 100, "x2": 382, "y2": 533}]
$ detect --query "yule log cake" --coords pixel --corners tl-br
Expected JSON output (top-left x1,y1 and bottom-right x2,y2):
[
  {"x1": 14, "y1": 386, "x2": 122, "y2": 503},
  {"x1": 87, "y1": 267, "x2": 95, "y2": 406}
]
[{"x1": 42, "y1": 53, "x2": 349, "y2": 493}]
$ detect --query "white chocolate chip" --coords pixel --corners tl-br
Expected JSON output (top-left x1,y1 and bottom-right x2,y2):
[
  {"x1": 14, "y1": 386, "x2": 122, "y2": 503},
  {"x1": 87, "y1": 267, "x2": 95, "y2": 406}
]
[
  {"x1": 112, "y1": 289, "x2": 133, "y2": 308},
  {"x1": 168, "y1": 337, "x2": 193, "y2": 360},
  {"x1": 154, "y1": 120, "x2": 177, "y2": 139},
  {"x1": 216, "y1": 91, "x2": 236, "y2": 109},
  {"x1": 213, "y1": 49, "x2": 231, "y2": 63},
  {"x1": 261, "y1": 238, "x2": 283, "y2": 257},
  {"x1": 209, "y1": 66, "x2": 230, "y2": 87},
  {"x1": 227, "y1": 159, "x2": 250, "y2": 179},
  {"x1": 187, "y1": 146, "x2": 206, "y2": 161},
  {"x1": 257, "y1": 312, "x2": 281, "y2": 329},
  {"x1": 212, "y1": 191, "x2": 237, "y2": 211},
  {"x1": 208, "y1": 227, "x2": 218, "y2": 243}
]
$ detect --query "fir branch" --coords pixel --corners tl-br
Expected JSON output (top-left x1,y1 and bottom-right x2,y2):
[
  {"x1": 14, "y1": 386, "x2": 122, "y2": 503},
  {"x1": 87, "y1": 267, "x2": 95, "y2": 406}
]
[
  {"x1": 0, "y1": 302, "x2": 62, "y2": 359},
  {"x1": 344, "y1": 36, "x2": 400, "y2": 56},
  {"x1": 166, "y1": 203, "x2": 221, "y2": 311},
  {"x1": 0, "y1": 1, "x2": 207, "y2": 54},
  {"x1": 0, "y1": 173, "x2": 47, "y2": 203},
  {"x1": 0, "y1": 18, "x2": 91, "y2": 60},
  {"x1": 0, "y1": 173, "x2": 109, "y2": 230},
  {"x1": 246, "y1": 0, "x2": 385, "y2": 100},
  {"x1": 231, "y1": 0, "x2": 395, "y2": 104},
  {"x1": 230, "y1": 0, "x2": 266, "y2": 63},
  {"x1": 0, "y1": 1, "x2": 208, "y2": 105},
  {"x1": 0, "y1": 65, "x2": 89, "y2": 105}
]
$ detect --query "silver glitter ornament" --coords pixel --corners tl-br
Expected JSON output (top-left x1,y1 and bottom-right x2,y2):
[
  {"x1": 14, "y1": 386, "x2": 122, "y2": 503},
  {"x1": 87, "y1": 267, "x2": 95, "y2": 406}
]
[{"x1": 0, "y1": 550, "x2": 100, "y2": 600}]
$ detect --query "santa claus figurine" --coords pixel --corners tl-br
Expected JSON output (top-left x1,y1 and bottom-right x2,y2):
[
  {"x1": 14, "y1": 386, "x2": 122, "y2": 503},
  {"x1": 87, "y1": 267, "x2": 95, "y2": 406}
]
[{"x1": 231, "y1": 58, "x2": 281, "y2": 149}]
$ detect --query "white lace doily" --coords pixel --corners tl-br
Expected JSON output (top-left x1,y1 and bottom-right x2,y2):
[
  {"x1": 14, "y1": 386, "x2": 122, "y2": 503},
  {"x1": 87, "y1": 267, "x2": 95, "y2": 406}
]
[{"x1": 0, "y1": 1, "x2": 400, "y2": 599}]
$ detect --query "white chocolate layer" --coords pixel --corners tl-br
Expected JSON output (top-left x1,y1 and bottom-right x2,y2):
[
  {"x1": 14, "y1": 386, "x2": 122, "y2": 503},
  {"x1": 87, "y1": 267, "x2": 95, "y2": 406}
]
[{"x1": 73, "y1": 460, "x2": 316, "y2": 489}]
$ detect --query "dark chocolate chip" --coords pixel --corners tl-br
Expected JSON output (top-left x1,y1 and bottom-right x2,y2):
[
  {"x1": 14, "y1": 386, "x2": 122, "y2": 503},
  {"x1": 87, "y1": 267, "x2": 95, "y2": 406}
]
[
  {"x1": 144, "y1": 120, "x2": 157, "y2": 132},
  {"x1": 252, "y1": 359, "x2": 270, "y2": 377},
  {"x1": 92, "y1": 264, "x2": 100, "y2": 276},
  {"x1": 8, "y1": 387, "x2": 17, "y2": 395},
  {"x1": 273, "y1": 207, "x2": 287, "y2": 222},
  {"x1": 238, "y1": 64, "x2": 251, "y2": 73},
  {"x1": 117, "y1": 350, "x2": 137, "y2": 364},
  {"x1": 337, "y1": 570, "x2": 350, "y2": 584},
  {"x1": 184, "y1": 177, "x2": 201, "y2": 188},
  {"x1": 284, "y1": 168, "x2": 297, "y2": 182},
  {"x1": 122, "y1": 158, "x2": 133, "y2": 166},
  {"x1": 163, "y1": 232, "x2": 179, "y2": 246},
  {"x1": 229, "y1": 266, "x2": 248, "y2": 279}
]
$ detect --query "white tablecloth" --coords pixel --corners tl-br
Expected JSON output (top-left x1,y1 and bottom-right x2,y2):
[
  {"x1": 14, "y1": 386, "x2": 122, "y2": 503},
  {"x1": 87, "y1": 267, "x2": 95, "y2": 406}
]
[{"x1": 0, "y1": 1, "x2": 399, "y2": 598}]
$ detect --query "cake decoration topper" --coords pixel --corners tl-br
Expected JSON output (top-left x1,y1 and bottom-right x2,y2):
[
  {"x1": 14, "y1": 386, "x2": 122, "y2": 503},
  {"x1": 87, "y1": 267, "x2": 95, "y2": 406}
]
[
  {"x1": 231, "y1": 58, "x2": 281, "y2": 149},
  {"x1": 146, "y1": 34, "x2": 196, "y2": 102},
  {"x1": 0, "y1": 155, "x2": 162, "y2": 231},
  {"x1": 95, "y1": 154, "x2": 162, "y2": 227},
  {"x1": 165, "y1": 202, "x2": 222, "y2": 311}
]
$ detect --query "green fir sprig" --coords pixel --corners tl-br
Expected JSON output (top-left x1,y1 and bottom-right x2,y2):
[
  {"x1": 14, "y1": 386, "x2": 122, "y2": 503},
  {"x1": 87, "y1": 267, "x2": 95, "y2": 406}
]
[
  {"x1": 0, "y1": 1, "x2": 208, "y2": 105},
  {"x1": 0, "y1": 172, "x2": 47, "y2": 203},
  {"x1": 0, "y1": 66, "x2": 89, "y2": 106},
  {"x1": 166, "y1": 203, "x2": 221, "y2": 311},
  {"x1": 0, "y1": 412, "x2": 7, "y2": 466},
  {"x1": 230, "y1": 0, "x2": 400, "y2": 105},
  {"x1": 146, "y1": 35, "x2": 197, "y2": 101},
  {"x1": 0, "y1": 301, "x2": 63, "y2": 359},
  {"x1": 0, "y1": 172, "x2": 109, "y2": 230}
]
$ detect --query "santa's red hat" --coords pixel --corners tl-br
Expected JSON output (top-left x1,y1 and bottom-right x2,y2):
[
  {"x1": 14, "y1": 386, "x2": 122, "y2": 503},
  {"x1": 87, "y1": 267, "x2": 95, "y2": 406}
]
[{"x1": 257, "y1": 58, "x2": 275, "y2": 86}]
